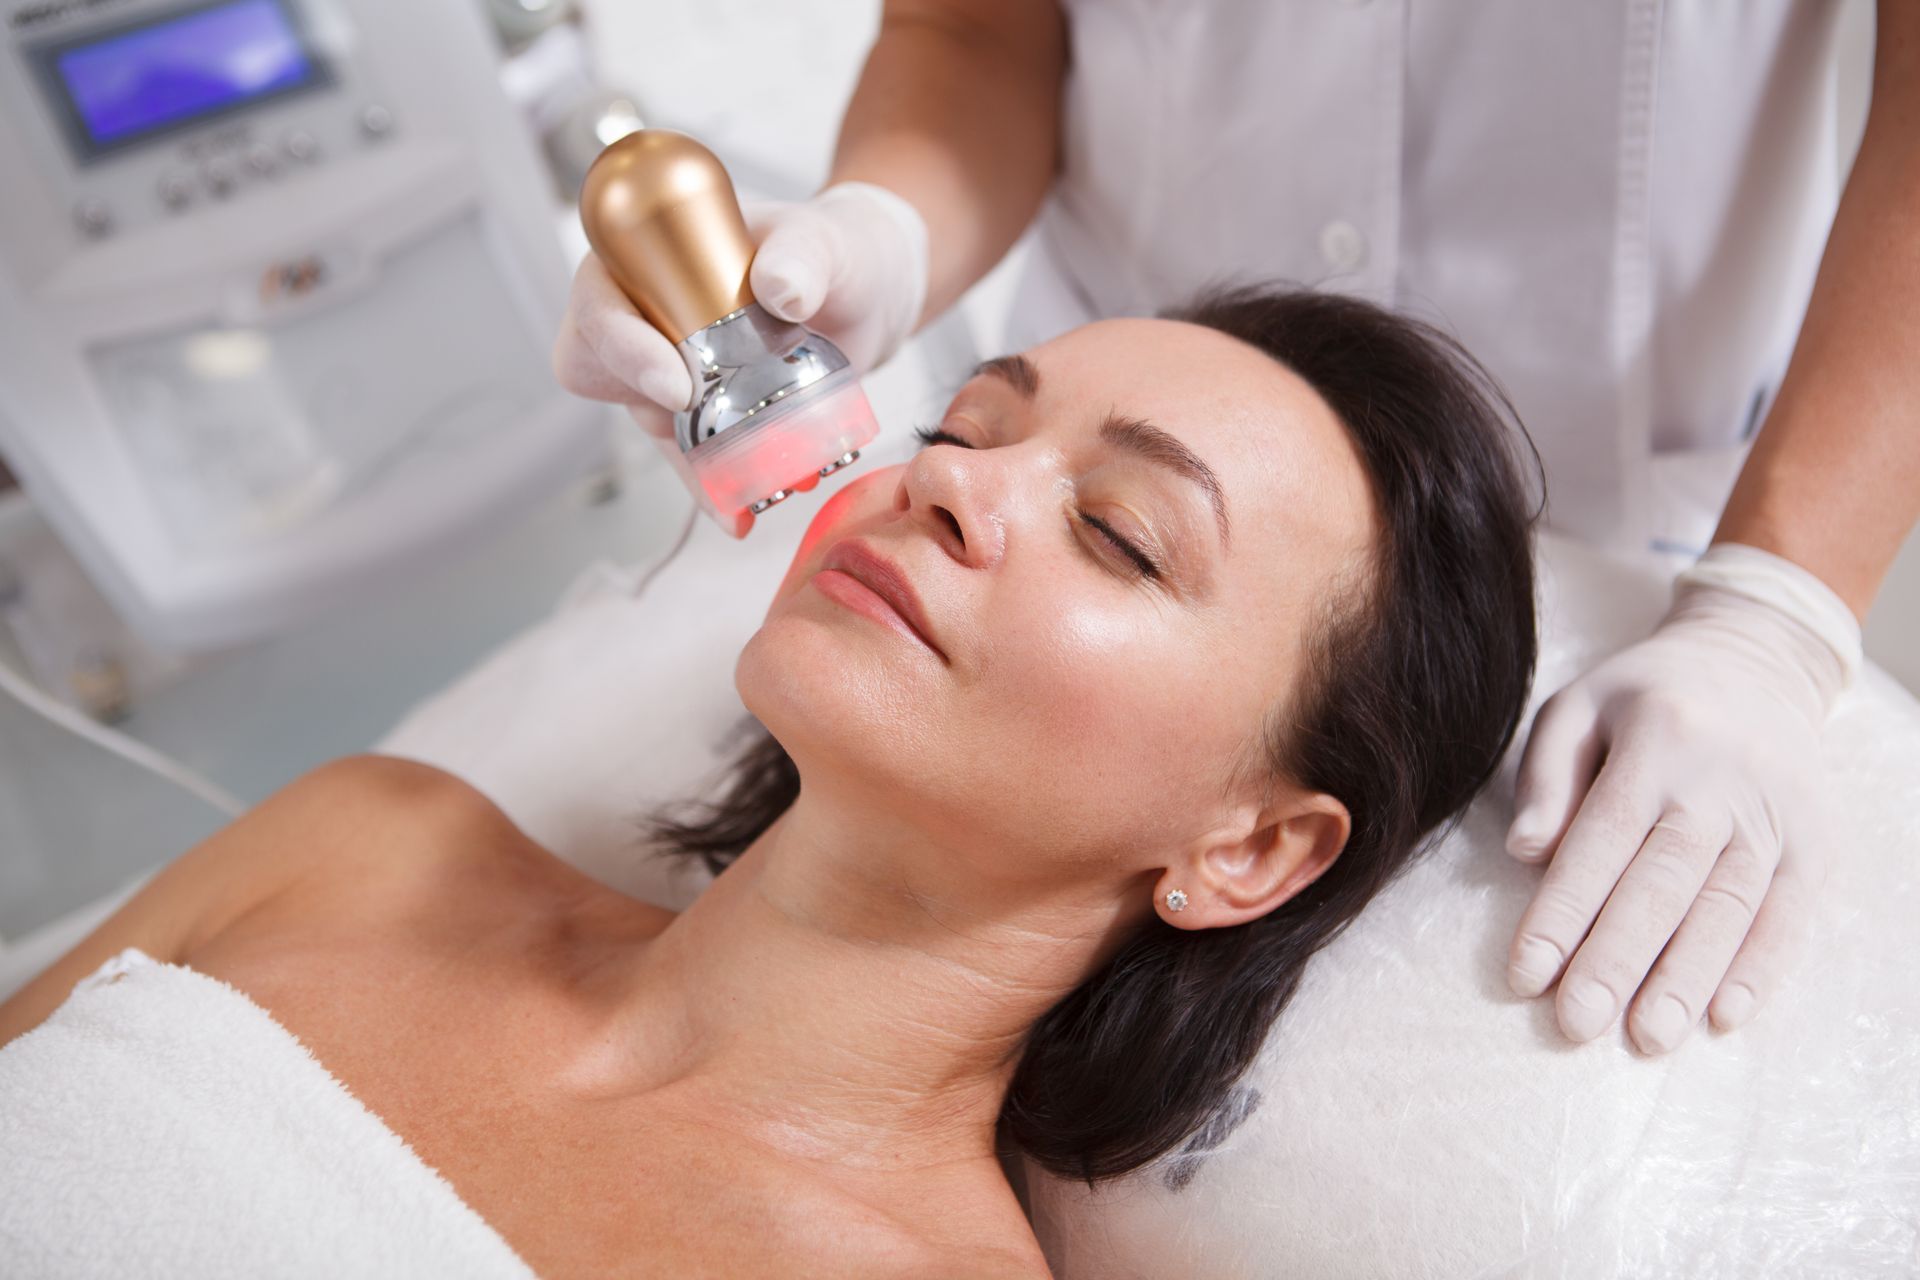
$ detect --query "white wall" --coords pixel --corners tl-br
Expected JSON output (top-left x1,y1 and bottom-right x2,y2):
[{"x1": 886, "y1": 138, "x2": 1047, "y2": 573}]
[
  {"x1": 576, "y1": 1, "x2": 880, "y2": 198},
  {"x1": 579, "y1": 0, "x2": 1914, "y2": 690}
]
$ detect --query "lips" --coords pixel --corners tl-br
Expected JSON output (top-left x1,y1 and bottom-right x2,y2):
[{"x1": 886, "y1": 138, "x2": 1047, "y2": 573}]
[{"x1": 816, "y1": 538, "x2": 946, "y2": 660}]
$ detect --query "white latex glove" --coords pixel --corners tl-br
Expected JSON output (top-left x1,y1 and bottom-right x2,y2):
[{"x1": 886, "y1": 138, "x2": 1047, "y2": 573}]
[
  {"x1": 550, "y1": 179, "x2": 928, "y2": 444},
  {"x1": 1504, "y1": 543, "x2": 1863, "y2": 1055}
]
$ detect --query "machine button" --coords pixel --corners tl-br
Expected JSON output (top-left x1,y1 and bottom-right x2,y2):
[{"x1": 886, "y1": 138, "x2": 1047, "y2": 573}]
[
  {"x1": 284, "y1": 130, "x2": 321, "y2": 163},
  {"x1": 202, "y1": 158, "x2": 238, "y2": 198},
  {"x1": 158, "y1": 173, "x2": 194, "y2": 212},
  {"x1": 358, "y1": 104, "x2": 394, "y2": 140},
  {"x1": 73, "y1": 201, "x2": 112, "y2": 238},
  {"x1": 244, "y1": 143, "x2": 282, "y2": 177},
  {"x1": 1319, "y1": 219, "x2": 1367, "y2": 271}
]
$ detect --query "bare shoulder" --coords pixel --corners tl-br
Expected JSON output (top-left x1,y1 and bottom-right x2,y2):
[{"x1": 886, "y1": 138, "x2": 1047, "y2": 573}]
[
  {"x1": 0, "y1": 754, "x2": 572, "y2": 1046},
  {"x1": 256, "y1": 754, "x2": 681, "y2": 945},
  {"x1": 295, "y1": 752, "x2": 511, "y2": 841},
  {"x1": 203, "y1": 753, "x2": 522, "y2": 910}
]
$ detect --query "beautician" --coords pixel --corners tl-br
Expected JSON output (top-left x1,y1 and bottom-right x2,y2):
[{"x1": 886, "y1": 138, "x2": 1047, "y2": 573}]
[{"x1": 554, "y1": 1, "x2": 1920, "y2": 1056}]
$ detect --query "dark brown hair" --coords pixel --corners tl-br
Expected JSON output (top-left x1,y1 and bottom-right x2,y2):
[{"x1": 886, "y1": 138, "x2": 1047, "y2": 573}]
[{"x1": 648, "y1": 284, "x2": 1541, "y2": 1187}]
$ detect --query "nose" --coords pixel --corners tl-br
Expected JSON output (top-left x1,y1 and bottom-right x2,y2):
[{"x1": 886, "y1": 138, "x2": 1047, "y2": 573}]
[{"x1": 892, "y1": 443, "x2": 1008, "y2": 568}]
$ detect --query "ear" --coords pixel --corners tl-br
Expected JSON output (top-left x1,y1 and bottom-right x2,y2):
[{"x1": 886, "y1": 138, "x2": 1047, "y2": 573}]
[{"x1": 1155, "y1": 791, "x2": 1351, "y2": 930}]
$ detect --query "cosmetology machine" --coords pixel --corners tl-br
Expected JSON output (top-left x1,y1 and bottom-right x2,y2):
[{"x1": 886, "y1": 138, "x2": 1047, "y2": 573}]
[
  {"x1": 0, "y1": 0, "x2": 606, "y2": 650},
  {"x1": 579, "y1": 129, "x2": 880, "y2": 538}
]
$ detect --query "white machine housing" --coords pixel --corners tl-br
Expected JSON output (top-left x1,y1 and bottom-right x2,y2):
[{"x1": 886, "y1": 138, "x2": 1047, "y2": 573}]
[{"x1": 0, "y1": 0, "x2": 607, "y2": 649}]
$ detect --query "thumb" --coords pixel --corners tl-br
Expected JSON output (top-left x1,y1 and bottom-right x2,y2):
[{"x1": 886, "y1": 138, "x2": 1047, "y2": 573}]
[
  {"x1": 1506, "y1": 689, "x2": 1604, "y2": 863},
  {"x1": 750, "y1": 205, "x2": 834, "y2": 324}
]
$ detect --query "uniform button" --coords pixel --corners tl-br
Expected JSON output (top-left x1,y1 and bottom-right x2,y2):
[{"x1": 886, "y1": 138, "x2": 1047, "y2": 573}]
[
  {"x1": 359, "y1": 104, "x2": 394, "y2": 140},
  {"x1": 284, "y1": 131, "x2": 320, "y2": 163},
  {"x1": 1319, "y1": 220, "x2": 1367, "y2": 271}
]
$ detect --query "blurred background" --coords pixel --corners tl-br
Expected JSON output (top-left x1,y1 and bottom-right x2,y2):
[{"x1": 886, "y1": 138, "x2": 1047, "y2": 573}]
[{"x1": 0, "y1": 0, "x2": 1904, "y2": 947}]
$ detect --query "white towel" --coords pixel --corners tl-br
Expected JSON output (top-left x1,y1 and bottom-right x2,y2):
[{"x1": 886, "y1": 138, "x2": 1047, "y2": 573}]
[{"x1": 0, "y1": 948, "x2": 534, "y2": 1279}]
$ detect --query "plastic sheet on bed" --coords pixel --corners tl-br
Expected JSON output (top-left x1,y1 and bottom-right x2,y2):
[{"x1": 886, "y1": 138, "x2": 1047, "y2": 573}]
[
  {"x1": 375, "y1": 519, "x2": 1920, "y2": 1277},
  {"x1": 1020, "y1": 536, "x2": 1920, "y2": 1278}
]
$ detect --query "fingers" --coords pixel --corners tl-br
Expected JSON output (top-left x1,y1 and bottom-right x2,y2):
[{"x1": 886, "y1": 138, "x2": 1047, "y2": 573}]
[
  {"x1": 1507, "y1": 750, "x2": 1659, "y2": 999},
  {"x1": 621, "y1": 399, "x2": 676, "y2": 444},
  {"x1": 1550, "y1": 811, "x2": 1725, "y2": 1044},
  {"x1": 1507, "y1": 688, "x2": 1605, "y2": 864},
  {"x1": 554, "y1": 326, "x2": 672, "y2": 439},
  {"x1": 553, "y1": 311, "x2": 651, "y2": 401},
  {"x1": 1624, "y1": 834, "x2": 1777, "y2": 1053},
  {"x1": 1706, "y1": 852, "x2": 1821, "y2": 1033},
  {"x1": 558, "y1": 253, "x2": 691, "y2": 414}
]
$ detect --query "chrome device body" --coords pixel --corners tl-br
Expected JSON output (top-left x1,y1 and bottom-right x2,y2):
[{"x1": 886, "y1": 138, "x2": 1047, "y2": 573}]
[{"x1": 673, "y1": 303, "x2": 862, "y2": 514}]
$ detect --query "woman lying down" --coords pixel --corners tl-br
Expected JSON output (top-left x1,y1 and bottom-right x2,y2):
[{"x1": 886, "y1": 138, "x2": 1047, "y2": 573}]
[{"x1": 0, "y1": 286, "x2": 1539, "y2": 1278}]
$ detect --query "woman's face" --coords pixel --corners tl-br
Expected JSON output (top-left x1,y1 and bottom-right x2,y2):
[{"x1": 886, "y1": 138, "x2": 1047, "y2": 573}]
[{"x1": 738, "y1": 317, "x2": 1377, "y2": 897}]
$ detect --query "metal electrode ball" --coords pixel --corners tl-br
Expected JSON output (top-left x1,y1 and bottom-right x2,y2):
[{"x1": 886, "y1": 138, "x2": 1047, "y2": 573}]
[{"x1": 578, "y1": 130, "x2": 880, "y2": 537}]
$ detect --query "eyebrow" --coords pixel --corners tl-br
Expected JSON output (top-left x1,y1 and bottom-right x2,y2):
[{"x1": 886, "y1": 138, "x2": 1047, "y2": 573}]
[
  {"x1": 1098, "y1": 414, "x2": 1232, "y2": 550},
  {"x1": 975, "y1": 354, "x2": 1041, "y2": 397},
  {"x1": 974, "y1": 352, "x2": 1232, "y2": 550}
]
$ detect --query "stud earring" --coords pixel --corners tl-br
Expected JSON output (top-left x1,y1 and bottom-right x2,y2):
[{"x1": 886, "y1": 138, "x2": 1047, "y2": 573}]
[{"x1": 1165, "y1": 888, "x2": 1188, "y2": 913}]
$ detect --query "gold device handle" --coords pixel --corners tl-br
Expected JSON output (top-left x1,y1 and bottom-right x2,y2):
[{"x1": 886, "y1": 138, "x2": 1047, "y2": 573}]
[{"x1": 578, "y1": 130, "x2": 758, "y2": 344}]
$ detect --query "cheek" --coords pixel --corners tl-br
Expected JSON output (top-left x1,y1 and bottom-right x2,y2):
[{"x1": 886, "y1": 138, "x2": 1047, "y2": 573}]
[
  {"x1": 960, "y1": 581, "x2": 1261, "y2": 846},
  {"x1": 736, "y1": 465, "x2": 931, "y2": 794}
]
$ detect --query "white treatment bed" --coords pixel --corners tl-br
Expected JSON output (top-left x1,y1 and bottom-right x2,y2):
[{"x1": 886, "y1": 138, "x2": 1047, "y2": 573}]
[{"x1": 3, "y1": 425, "x2": 1916, "y2": 1274}]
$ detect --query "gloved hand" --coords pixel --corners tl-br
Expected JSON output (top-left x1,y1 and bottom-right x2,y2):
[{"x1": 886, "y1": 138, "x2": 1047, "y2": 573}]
[
  {"x1": 551, "y1": 179, "x2": 929, "y2": 443},
  {"x1": 1504, "y1": 542, "x2": 1863, "y2": 1055}
]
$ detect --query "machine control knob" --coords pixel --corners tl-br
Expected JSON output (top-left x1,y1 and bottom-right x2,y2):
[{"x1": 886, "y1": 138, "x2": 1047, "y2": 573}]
[
  {"x1": 73, "y1": 201, "x2": 112, "y2": 238},
  {"x1": 284, "y1": 131, "x2": 320, "y2": 163},
  {"x1": 158, "y1": 173, "x2": 194, "y2": 211},
  {"x1": 202, "y1": 158, "x2": 237, "y2": 198}
]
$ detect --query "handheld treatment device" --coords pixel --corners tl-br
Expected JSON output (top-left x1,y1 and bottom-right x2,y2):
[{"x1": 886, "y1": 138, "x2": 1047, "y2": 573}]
[{"x1": 578, "y1": 130, "x2": 880, "y2": 538}]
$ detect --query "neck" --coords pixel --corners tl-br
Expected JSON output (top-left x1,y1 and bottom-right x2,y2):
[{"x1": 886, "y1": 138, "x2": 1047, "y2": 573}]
[{"x1": 611, "y1": 790, "x2": 1145, "y2": 1174}]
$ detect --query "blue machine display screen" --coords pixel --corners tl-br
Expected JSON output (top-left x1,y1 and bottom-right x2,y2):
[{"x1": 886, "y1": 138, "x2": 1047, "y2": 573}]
[{"x1": 43, "y1": 0, "x2": 323, "y2": 154}]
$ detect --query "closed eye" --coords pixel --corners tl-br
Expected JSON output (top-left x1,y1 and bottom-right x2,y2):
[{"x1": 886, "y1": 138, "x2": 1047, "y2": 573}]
[
  {"x1": 1076, "y1": 512, "x2": 1161, "y2": 579},
  {"x1": 912, "y1": 424, "x2": 1163, "y2": 580},
  {"x1": 912, "y1": 425, "x2": 971, "y2": 450}
]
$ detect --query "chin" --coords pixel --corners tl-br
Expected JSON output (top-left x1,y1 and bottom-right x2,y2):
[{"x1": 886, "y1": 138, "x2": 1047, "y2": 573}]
[{"x1": 735, "y1": 603, "x2": 931, "y2": 792}]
